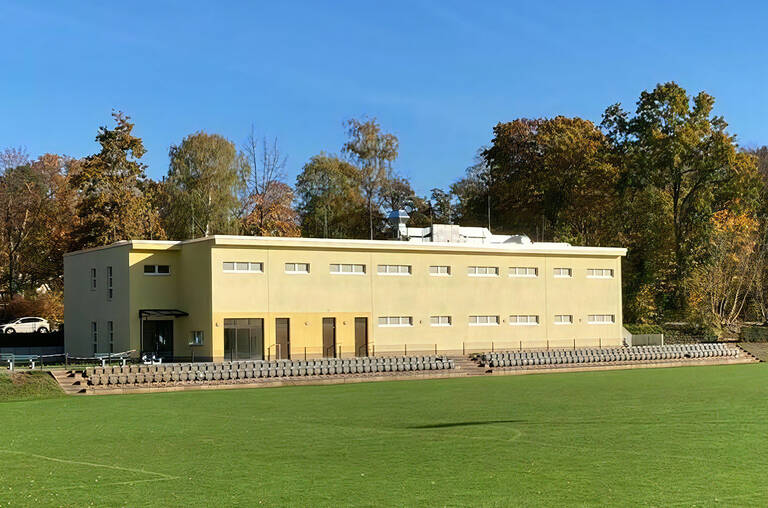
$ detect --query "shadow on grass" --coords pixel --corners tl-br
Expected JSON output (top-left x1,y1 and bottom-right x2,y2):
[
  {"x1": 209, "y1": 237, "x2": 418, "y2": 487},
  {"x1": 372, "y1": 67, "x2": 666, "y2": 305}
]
[{"x1": 407, "y1": 420, "x2": 525, "y2": 429}]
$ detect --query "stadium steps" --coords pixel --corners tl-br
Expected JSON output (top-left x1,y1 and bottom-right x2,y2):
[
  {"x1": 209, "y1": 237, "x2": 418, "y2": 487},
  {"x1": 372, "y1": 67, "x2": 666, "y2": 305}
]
[
  {"x1": 49, "y1": 369, "x2": 87, "y2": 395},
  {"x1": 448, "y1": 356, "x2": 489, "y2": 375},
  {"x1": 735, "y1": 344, "x2": 763, "y2": 362}
]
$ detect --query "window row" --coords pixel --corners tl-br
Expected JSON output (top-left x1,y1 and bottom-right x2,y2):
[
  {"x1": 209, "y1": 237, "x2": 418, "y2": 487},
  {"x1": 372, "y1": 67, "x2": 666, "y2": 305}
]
[
  {"x1": 219, "y1": 262, "x2": 614, "y2": 278},
  {"x1": 376, "y1": 314, "x2": 616, "y2": 327}
]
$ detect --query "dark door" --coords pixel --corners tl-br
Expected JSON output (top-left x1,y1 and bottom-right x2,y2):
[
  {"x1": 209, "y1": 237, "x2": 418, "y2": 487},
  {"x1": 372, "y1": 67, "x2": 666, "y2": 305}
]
[
  {"x1": 142, "y1": 320, "x2": 174, "y2": 359},
  {"x1": 354, "y1": 317, "x2": 368, "y2": 357},
  {"x1": 322, "y1": 317, "x2": 336, "y2": 358},
  {"x1": 224, "y1": 318, "x2": 265, "y2": 360},
  {"x1": 276, "y1": 318, "x2": 290, "y2": 359}
]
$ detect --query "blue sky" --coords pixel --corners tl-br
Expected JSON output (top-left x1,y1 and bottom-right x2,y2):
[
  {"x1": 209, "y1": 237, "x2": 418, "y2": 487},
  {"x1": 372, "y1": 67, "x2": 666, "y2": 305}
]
[{"x1": 1, "y1": 1, "x2": 766, "y2": 195}]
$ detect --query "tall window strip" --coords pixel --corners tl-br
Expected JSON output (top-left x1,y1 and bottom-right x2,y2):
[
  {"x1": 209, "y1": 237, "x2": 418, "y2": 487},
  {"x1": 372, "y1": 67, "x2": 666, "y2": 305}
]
[
  {"x1": 106, "y1": 266, "x2": 113, "y2": 300},
  {"x1": 429, "y1": 316, "x2": 452, "y2": 327},
  {"x1": 469, "y1": 315, "x2": 500, "y2": 326},
  {"x1": 588, "y1": 314, "x2": 615, "y2": 324},
  {"x1": 91, "y1": 321, "x2": 98, "y2": 354},
  {"x1": 330, "y1": 263, "x2": 366, "y2": 274},
  {"x1": 467, "y1": 266, "x2": 499, "y2": 277},
  {"x1": 429, "y1": 265, "x2": 451, "y2": 276},
  {"x1": 144, "y1": 265, "x2": 170, "y2": 275},
  {"x1": 554, "y1": 314, "x2": 573, "y2": 325},
  {"x1": 377, "y1": 316, "x2": 413, "y2": 327},
  {"x1": 553, "y1": 267, "x2": 572, "y2": 278},
  {"x1": 223, "y1": 262, "x2": 263, "y2": 273},
  {"x1": 509, "y1": 315, "x2": 539, "y2": 325},
  {"x1": 90, "y1": 268, "x2": 97, "y2": 290},
  {"x1": 377, "y1": 264, "x2": 412, "y2": 275},
  {"x1": 107, "y1": 321, "x2": 114, "y2": 353},
  {"x1": 587, "y1": 268, "x2": 614, "y2": 278},
  {"x1": 509, "y1": 267, "x2": 538, "y2": 277},
  {"x1": 285, "y1": 263, "x2": 310, "y2": 273}
]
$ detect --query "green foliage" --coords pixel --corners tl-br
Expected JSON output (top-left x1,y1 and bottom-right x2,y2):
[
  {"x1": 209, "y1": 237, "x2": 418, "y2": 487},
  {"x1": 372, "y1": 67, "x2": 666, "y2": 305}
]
[
  {"x1": 740, "y1": 326, "x2": 768, "y2": 342},
  {"x1": 623, "y1": 324, "x2": 663, "y2": 334}
]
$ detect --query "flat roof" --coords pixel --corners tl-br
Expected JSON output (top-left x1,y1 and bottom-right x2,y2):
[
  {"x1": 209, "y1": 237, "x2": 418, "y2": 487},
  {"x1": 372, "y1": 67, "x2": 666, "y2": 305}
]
[{"x1": 65, "y1": 235, "x2": 627, "y2": 258}]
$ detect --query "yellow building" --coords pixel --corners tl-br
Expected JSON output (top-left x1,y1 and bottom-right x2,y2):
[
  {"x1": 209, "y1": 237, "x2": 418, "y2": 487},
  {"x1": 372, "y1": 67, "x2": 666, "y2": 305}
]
[{"x1": 63, "y1": 230, "x2": 626, "y2": 362}]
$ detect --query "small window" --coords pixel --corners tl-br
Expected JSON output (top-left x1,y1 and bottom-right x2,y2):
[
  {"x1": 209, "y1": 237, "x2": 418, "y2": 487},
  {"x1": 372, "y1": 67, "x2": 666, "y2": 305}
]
[
  {"x1": 429, "y1": 265, "x2": 451, "y2": 276},
  {"x1": 190, "y1": 330, "x2": 204, "y2": 345},
  {"x1": 377, "y1": 316, "x2": 413, "y2": 327},
  {"x1": 468, "y1": 266, "x2": 499, "y2": 277},
  {"x1": 588, "y1": 314, "x2": 615, "y2": 324},
  {"x1": 554, "y1": 267, "x2": 572, "y2": 278},
  {"x1": 554, "y1": 314, "x2": 573, "y2": 325},
  {"x1": 468, "y1": 315, "x2": 500, "y2": 326},
  {"x1": 377, "y1": 264, "x2": 412, "y2": 275},
  {"x1": 509, "y1": 267, "x2": 538, "y2": 278},
  {"x1": 223, "y1": 261, "x2": 263, "y2": 273},
  {"x1": 587, "y1": 268, "x2": 614, "y2": 279},
  {"x1": 90, "y1": 268, "x2": 97, "y2": 291},
  {"x1": 429, "y1": 316, "x2": 452, "y2": 327},
  {"x1": 509, "y1": 315, "x2": 539, "y2": 325},
  {"x1": 91, "y1": 321, "x2": 98, "y2": 354},
  {"x1": 330, "y1": 263, "x2": 366, "y2": 274},
  {"x1": 107, "y1": 321, "x2": 114, "y2": 353},
  {"x1": 107, "y1": 266, "x2": 113, "y2": 300},
  {"x1": 285, "y1": 263, "x2": 310, "y2": 274},
  {"x1": 144, "y1": 265, "x2": 171, "y2": 276}
]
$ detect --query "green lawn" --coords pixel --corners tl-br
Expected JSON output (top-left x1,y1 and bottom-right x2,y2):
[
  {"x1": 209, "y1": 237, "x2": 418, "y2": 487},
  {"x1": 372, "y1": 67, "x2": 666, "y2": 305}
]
[
  {"x1": 0, "y1": 365, "x2": 767, "y2": 507},
  {"x1": 0, "y1": 371, "x2": 63, "y2": 403}
]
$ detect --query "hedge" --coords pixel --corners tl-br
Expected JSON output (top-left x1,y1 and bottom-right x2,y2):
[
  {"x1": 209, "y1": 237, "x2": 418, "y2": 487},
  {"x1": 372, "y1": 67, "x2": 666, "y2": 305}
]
[
  {"x1": 740, "y1": 326, "x2": 768, "y2": 342},
  {"x1": 624, "y1": 324, "x2": 664, "y2": 335}
]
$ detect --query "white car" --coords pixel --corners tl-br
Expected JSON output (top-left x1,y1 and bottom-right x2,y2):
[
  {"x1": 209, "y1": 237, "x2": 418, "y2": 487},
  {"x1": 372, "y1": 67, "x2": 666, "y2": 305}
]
[{"x1": 0, "y1": 317, "x2": 50, "y2": 334}]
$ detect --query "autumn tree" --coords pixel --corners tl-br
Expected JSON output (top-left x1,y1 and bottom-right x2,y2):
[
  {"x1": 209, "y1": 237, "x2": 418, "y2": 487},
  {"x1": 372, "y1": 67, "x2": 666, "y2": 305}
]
[
  {"x1": 71, "y1": 111, "x2": 164, "y2": 247},
  {"x1": 163, "y1": 131, "x2": 247, "y2": 239},
  {"x1": 342, "y1": 117, "x2": 399, "y2": 239}
]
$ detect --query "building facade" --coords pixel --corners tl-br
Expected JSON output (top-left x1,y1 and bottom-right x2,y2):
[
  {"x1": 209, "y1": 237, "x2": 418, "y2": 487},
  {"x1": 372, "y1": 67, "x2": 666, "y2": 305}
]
[{"x1": 64, "y1": 232, "x2": 626, "y2": 361}]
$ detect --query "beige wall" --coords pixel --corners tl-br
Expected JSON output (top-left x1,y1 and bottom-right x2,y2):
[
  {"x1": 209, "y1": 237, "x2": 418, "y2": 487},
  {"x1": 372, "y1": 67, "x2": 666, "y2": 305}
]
[{"x1": 65, "y1": 237, "x2": 625, "y2": 361}]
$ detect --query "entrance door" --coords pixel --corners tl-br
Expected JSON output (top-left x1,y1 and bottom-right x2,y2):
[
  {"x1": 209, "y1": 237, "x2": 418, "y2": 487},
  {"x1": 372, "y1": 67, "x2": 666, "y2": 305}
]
[
  {"x1": 275, "y1": 318, "x2": 290, "y2": 359},
  {"x1": 322, "y1": 317, "x2": 336, "y2": 358},
  {"x1": 354, "y1": 317, "x2": 368, "y2": 357},
  {"x1": 224, "y1": 319, "x2": 264, "y2": 360},
  {"x1": 142, "y1": 320, "x2": 174, "y2": 359}
]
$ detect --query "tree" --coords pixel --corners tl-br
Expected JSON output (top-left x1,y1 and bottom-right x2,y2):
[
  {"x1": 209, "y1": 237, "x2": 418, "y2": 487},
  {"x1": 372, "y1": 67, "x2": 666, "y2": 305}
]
[
  {"x1": 295, "y1": 154, "x2": 367, "y2": 239},
  {"x1": 239, "y1": 127, "x2": 299, "y2": 237},
  {"x1": 602, "y1": 82, "x2": 761, "y2": 313},
  {"x1": 429, "y1": 188, "x2": 454, "y2": 224},
  {"x1": 163, "y1": 131, "x2": 247, "y2": 239},
  {"x1": 342, "y1": 117, "x2": 399, "y2": 239},
  {"x1": 71, "y1": 111, "x2": 164, "y2": 247}
]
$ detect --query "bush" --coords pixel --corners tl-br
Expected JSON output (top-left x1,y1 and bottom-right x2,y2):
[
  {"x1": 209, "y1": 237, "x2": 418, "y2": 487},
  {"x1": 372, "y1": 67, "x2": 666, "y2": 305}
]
[
  {"x1": 624, "y1": 324, "x2": 663, "y2": 335},
  {"x1": 740, "y1": 326, "x2": 768, "y2": 342}
]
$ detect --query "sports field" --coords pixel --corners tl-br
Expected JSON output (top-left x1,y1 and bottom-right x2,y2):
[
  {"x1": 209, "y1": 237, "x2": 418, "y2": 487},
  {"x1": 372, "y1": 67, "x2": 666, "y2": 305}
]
[{"x1": 1, "y1": 364, "x2": 766, "y2": 507}]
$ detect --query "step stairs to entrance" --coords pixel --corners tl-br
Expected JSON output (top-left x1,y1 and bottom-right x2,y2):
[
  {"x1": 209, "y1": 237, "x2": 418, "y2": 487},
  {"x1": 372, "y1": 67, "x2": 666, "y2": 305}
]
[
  {"x1": 50, "y1": 370, "x2": 87, "y2": 395},
  {"x1": 448, "y1": 356, "x2": 488, "y2": 375}
]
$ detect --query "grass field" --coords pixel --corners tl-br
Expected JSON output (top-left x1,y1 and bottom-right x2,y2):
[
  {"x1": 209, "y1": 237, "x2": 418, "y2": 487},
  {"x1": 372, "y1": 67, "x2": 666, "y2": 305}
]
[
  {"x1": 0, "y1": 371, "x2": 63, "y2": 403},
  {"x1": 0, "y1": 364, "x2": 767, "y2": 507}
]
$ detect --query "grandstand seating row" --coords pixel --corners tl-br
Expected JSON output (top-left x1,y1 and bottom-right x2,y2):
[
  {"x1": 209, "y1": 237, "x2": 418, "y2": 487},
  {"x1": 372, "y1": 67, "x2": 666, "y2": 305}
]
[
  {"x1": 86, "y1": 356, "x2": 455, "y2": 386},
  {"x1": 479, "y1": 344, "x2": 739, "y2": 368}
]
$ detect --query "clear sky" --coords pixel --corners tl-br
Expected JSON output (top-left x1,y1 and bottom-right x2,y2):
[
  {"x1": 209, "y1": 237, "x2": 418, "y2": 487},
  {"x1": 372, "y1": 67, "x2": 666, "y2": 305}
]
[{"x1": 1, "y1": 1, "x2": 767, "y2": 195}]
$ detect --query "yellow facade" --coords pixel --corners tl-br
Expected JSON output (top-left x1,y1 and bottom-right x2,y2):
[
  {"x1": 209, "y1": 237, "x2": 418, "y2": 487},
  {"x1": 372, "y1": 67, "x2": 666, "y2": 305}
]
[{"x1": 64, "y1": 236, "x2": 626, "y2": 361}]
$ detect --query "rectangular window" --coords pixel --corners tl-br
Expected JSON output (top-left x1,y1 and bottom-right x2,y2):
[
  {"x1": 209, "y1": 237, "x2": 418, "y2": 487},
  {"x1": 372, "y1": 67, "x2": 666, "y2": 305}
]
[
  {"x1": 469, "y1": 315, "x2": 500, "y2": 326},
  {"x1": 91, "y1": 321, "x2": 98, "y2": 354},
  {"x1": 377, "y1": 264, "x2": 412, "y2": 275},
  {"x1": 553, "y1": 267, "x2": 572, "y2": 278},
  {"x1": 107, "y1": 321, "x2": 114, "y2": 353},
  {"x1": 330, "y1": 263, "x2": 366, "y2": 274},
  {"x1": 588, "y1": 314, "x2": 615, "y2": 324},
  {"x1": 468, "y1": 266, "x2": 499, "y2": 277},
  {"x1": 509, "y1": 267, "x2": 538, "y2": 278},
  {"x1": 429, "y1": 265, "x2": 451, "y2": 276},
  {"x1": 377, "y1": 316, "x2": 413, "y2": 327},
  {"x1": 509, "y1": 315, "x2": 539, "y2": 325},
  {"x1": 144, "y1": 265, "x2": 171, "y2": 276},
  {"x1": 429, "y1": 315, "x2": 452, "y2": 327},
  {"x1": 554, "y1": 314, "x2": 573, "y2": 325},
  {"x1": 90, "y1": 268, "x2": 97, "y2": 291},
  {"x1": 106, "y1": 266, "x2": 113, "y2": 300},
  {"x1": 285, "y1": 262, "x2": 310, "y2": 274},
  {"x1": 190, "y1": 330, "x2": 204, "y2": 345},
  {"x1": 223, "y1": 261, "x2": 263, "y2": 273},
  {"x1": 587, "y1": 268, "x2": 614, "y2": 279}
]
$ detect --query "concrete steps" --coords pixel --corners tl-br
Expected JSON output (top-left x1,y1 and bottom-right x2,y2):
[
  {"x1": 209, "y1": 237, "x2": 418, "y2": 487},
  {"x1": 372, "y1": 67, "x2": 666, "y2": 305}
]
[{"x1": 49, "y1": 370, "x2": 87, "y2": 395}]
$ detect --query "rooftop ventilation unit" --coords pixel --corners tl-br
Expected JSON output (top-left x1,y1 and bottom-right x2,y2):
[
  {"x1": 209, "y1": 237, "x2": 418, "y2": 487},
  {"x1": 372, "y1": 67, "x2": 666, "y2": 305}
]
[{"x1": 387, "y1": 209, "x2": 410, "y2": 239}]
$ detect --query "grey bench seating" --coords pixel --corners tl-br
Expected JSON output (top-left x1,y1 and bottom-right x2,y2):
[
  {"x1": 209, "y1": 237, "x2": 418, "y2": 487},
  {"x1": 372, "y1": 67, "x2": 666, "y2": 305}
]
[
  {"x1": 87, "y1": 355, "x2": 456, "y2": 386},
  {"x1": 479, "y1": 344, "x2": 739, "y2": 368}
]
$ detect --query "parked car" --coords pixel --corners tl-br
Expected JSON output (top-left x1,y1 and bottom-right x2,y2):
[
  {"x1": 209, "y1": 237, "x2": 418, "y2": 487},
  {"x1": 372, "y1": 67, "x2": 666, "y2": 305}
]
[{"x1": 0, "y1": 317, "x2": 50, "y2": 334}]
